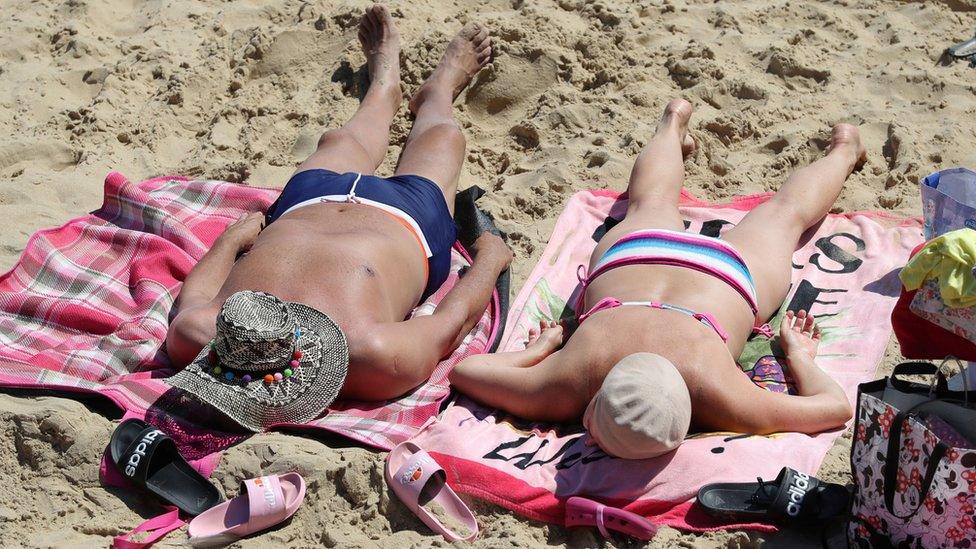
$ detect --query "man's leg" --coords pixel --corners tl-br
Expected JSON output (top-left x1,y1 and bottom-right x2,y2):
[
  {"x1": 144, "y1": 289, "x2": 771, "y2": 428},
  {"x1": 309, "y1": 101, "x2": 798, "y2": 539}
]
[
  {"x1": 393, "y1": 23, "x2": 492, "y2": 214},
  {"x1": 295, "y1": 4, "x2": 402, "y2": 175},
  {"x1": 588, "y1": 98, "x2": 697, "y2": 264},
  {"x1": 723, "y1": 124, "x2": 867, "y2": 321}
]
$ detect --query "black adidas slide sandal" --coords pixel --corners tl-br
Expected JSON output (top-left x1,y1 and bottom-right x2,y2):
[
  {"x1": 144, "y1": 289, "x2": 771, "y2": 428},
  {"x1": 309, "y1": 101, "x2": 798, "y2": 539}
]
[
  {"x1": 109, "y1": 418, "x2": 222, "y2": 516},
  {"x1": 696, "y1": 467, "x2": 849, "y2": 524},
  {"x1": 947, "y1": 32, "x2": 976, "y2": 59}
]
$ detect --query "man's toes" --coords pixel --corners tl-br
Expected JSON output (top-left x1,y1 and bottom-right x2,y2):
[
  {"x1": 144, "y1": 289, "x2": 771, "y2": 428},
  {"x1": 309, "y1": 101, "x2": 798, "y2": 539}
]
[
  {"x1": 375, "y1": 4, "x2": 395, "y2": 31},
  {"x1": 367, "y1": 7, "x2": 383, "y2": 29},
  {"x1": 460, "y1": 22, "x2": 482, "y2": 40},
  {"x1": 361, "y1": 14, "x2": 375, "y2": 34},
  {"x1": 473, "y1": 27, "x2": 489, "y2": 44},
  {"x1": 666, "y1": 98, "x2": 694, "y2": 122}
]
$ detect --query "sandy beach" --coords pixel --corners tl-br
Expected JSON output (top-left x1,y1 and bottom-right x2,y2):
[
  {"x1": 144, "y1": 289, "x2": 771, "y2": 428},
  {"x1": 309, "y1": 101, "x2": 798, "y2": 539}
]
[{"x1": 1, "y1": 0, "x2": 975, "y2": 546}]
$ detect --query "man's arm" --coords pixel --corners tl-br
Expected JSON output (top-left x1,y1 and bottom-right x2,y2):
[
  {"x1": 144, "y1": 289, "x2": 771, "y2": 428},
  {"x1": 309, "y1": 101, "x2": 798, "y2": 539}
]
[
  {"x1": 165, "y1": 212, "x2": 264, "y2": 367},
  {"x1": 171, "y1": 213, "x2": 264, "y2": 314},
  {"x1": 350, "y1": 233, "x2": 512, "y2": 399}
]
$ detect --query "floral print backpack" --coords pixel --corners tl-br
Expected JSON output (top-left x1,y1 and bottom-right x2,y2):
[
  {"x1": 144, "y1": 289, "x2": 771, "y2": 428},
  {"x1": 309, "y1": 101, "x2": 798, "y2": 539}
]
[{"x1": 849, "y1": 360, "x2": 976, "y2": 547}]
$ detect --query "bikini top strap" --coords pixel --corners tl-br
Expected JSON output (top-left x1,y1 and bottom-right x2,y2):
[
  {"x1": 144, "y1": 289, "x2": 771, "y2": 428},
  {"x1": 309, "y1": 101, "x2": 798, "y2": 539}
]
[
  {"x1": 693, "y1": 311, "x2": 731, "y2": 343},
  {"x1": 577, "y1": 296, "x2": 622, "y2": 323}
]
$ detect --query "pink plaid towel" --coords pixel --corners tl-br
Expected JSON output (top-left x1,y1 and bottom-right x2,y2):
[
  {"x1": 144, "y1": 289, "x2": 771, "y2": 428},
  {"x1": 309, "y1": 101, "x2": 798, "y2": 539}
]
[{"x1": 0, "y1": 172, "x2": 498, "y2": 454}]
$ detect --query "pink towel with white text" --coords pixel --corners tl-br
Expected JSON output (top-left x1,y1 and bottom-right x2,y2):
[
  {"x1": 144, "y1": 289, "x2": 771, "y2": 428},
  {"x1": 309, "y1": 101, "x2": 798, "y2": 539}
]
[{"x1": 410, "y1": 189, "x2": 922, "y2": 532}]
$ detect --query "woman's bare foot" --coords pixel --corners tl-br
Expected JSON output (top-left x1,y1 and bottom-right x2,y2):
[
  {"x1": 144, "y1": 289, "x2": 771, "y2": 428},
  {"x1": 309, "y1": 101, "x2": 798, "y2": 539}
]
[
  {"x1": 408, "y1": 22, "x2": 492, "y2": 114},
  {"x1": 521, "y1": 320, "x2": 563, "y2": 364},
  {"x1": 826, "y1": 123, "x2": 867, "y2": 172},
  {"x1": 656, "y1": 98, "x2": 697, "y2": 160},
  {"x1": 358, "y1": 4, "x2": 401, "y2": 106}
]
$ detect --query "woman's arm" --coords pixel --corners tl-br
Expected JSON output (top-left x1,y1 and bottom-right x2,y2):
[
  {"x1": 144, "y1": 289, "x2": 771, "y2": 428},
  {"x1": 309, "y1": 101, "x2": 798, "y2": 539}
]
[
  {"x1": 693, "y1": 362, "x2": 852, "y2": 435},
  {"x1": 693, "y1": 311, "x2": 852, "y2": 434}
]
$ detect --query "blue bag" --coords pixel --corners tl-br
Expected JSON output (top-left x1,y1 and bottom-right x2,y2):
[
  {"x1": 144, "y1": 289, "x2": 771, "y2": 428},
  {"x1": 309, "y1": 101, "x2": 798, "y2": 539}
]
[{"x1": 921, "y1": 167, "x2": 976, "y2": 239}]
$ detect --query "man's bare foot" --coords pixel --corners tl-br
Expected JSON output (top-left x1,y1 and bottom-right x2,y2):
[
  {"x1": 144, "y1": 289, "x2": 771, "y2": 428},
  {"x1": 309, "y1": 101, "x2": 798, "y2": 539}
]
[
  {"x1": 408, "y1": 22, "x2": 492, "y2": 114},
  {"x1": 826, "y1": 123, "x2": 867, "y2": 172},
  {"x1": 656, "y1": 98, "x2": 697, "y2": 160},
  {"x1": 358, "y1": 4, "x2": 401, "y2": 105},
  {"x1": 521, "y1": 320, "x2": 563, "y2": 363}
]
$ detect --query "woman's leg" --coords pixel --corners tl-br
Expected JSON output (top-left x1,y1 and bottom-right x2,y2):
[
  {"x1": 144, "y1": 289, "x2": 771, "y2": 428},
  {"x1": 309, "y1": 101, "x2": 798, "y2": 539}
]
[
  {"x1": 723, "y1": 124, "x2": 867, "y2": 321},
  {"x1": 393, "y1": 23, "x2": 492, "y2": 215},
  {"x1": 588, "y1": 98, "x2": 697, "y2": 265},
  {"x1": 295, "y1": 4, "x2": 402, "y2": 175}
]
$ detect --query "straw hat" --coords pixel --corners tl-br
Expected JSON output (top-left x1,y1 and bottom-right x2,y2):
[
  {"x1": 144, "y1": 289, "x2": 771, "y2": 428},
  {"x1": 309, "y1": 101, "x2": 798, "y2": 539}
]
[{"x1": 166, "y1": 291, "x2": 348, "y2": 432}]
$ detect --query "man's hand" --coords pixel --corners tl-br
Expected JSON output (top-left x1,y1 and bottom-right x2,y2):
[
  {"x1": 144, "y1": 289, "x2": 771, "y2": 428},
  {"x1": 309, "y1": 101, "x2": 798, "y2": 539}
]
[
  {"x1": 779, "y1": 310, "x2": 821, "y2": 362},
  {"x1": 471, "y1": 232, "x2": 513, "y2": 272},
  {"x1": 216, "y1": 212, "x2": 265, "y2": 253}
]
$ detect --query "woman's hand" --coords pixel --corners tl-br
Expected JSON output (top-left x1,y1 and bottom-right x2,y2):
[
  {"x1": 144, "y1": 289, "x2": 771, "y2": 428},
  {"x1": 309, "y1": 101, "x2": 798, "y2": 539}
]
[{"x1": 779, "y1": 310, "x2": 821, "y2": 363}]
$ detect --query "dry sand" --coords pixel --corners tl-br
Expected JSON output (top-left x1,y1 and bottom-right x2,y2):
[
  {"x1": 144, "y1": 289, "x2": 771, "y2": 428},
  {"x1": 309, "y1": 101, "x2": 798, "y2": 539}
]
[{"x1": 1, "y1": 0, "x2": 975, "y2": 546}]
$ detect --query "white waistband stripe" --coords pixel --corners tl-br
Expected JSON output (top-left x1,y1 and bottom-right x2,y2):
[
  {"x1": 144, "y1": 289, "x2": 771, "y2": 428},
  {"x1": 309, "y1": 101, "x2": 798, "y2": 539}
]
[{"x1": 278, "y1": 196, "x2": 434, "y2": 258}]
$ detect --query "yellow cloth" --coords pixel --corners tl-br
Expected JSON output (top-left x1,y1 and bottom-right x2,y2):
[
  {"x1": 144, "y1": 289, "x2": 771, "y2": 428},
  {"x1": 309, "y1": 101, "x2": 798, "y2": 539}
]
[{"x1": 900, "y1": 228, "x2": 976, "y2": 308}]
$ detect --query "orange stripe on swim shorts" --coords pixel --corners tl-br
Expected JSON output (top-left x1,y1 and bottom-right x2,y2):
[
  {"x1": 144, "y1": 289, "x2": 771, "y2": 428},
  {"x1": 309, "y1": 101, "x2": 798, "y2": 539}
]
[{"x1": 377, "y1": 210, "x2": 429, "y2": 286}]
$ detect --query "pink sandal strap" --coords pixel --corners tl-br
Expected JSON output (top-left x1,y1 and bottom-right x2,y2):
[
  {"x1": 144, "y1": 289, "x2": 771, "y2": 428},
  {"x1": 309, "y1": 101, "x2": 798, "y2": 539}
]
[
  {"x1": 241, "y1": 476, "x2": 287, "y2": 531},
  {"x1": 594, "y1": 502, "x2": 609, "y2": 538},
  {"x1": 393, "y1": 449, "x2": 443, "y2": 498},
  {"x1": 112, "y1": 508, "x2": 184, "y2": 549}
]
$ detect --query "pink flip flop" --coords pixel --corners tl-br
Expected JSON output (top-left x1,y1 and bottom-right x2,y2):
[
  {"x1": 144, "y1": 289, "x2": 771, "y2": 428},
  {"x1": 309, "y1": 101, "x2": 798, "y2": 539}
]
[
  {"x1": 385, "y1": 442, "x2": 478, "y2": 542},
  {"x1": 187, "y1": 472, "x2": 306, "y2": 547},
  {"x1": 565, "y1": 496, "x2": 657, "y2": 541}
]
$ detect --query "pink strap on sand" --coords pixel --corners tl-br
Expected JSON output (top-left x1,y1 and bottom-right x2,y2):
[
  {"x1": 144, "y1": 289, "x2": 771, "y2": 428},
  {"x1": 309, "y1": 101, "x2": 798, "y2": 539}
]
[{"x1": 112, "y1": 509, "x2": 184, "y2": 549}]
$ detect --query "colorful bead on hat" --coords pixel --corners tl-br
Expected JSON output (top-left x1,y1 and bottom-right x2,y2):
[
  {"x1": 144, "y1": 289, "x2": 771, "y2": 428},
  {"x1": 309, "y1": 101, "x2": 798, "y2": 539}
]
[{"x1": 213, "y1": 326, "x2": 305, "y2": 386}]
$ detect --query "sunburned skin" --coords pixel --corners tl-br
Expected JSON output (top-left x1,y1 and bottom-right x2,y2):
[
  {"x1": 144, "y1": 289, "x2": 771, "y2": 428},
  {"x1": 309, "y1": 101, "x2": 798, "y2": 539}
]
[
  {"x1": 166, "y1": 5, "x2": 510, "y2": 403},
  {"x1": 450, "y1": 99, "x2": 866, "y2": 437}
]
